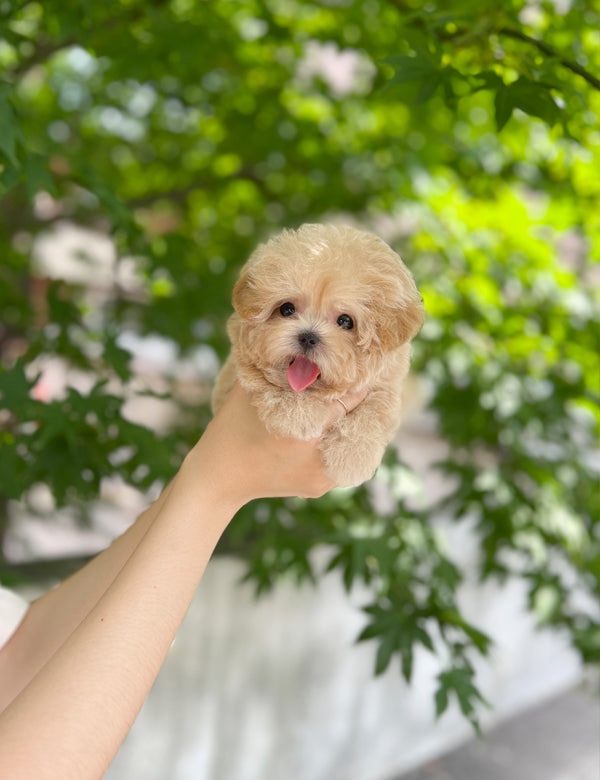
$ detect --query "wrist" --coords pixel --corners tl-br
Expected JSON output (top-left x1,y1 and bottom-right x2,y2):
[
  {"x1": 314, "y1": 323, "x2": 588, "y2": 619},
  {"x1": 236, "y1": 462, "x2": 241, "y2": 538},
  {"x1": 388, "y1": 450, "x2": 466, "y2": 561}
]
[{"x1": 181, "y1": 437, "x2": 250, "y2": 516}]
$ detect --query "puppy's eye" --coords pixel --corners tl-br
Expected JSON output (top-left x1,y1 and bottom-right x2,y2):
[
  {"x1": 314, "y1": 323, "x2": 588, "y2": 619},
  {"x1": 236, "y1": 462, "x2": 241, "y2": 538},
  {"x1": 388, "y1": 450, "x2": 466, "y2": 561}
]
[
  {"x1": 337, "y1": 314, "x2": 354, "y2": 330},
  {"x1": 279, "y1": 302, "x2": 296, "y2": 317}
]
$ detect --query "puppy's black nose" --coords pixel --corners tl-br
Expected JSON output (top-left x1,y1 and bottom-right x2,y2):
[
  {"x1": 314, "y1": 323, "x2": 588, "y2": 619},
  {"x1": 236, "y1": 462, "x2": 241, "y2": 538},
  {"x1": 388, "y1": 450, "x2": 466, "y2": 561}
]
[{"x1": 298, "y1": 331, "x2": 320, "y2": 350}]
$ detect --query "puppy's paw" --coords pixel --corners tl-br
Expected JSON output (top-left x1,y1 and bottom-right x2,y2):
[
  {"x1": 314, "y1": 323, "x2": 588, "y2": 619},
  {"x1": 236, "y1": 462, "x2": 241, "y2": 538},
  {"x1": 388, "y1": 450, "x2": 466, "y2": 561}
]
[
  {"x1": 320, "y1": 424, "x2": 386, "y2": 488},
  {"x1": 257, "y1": 392, "x2": 330, "y2": 441}
]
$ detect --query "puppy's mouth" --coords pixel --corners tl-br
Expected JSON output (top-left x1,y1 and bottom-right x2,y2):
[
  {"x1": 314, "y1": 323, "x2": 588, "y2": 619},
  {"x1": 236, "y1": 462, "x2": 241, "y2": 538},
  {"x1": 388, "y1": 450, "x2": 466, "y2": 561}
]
[{"x1": 287, "y1": 355, "x2": 321, "y2": 392}]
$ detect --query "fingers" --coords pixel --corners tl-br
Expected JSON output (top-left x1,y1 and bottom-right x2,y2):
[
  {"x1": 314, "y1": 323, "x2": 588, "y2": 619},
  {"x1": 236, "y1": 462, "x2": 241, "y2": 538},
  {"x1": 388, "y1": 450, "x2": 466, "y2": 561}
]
[
  {"x1": 325, "y1": 388, "x2": 368, "y2": 427},
  {"x1": 213, "y1": 381, "x2": 367, "y2": 501},
  {"x1": 340, "y1": 389, "x2": 368, "y2": 414}
]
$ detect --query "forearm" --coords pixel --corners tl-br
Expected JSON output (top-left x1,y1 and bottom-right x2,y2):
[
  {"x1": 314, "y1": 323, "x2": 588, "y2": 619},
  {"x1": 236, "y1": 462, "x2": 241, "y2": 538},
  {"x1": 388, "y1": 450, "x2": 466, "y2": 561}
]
[
  {"x1": 0, "y1": 484, "x2": 172, "y2": 712},
  {"x1": 0, "y1": 384, "x2": 361, "y2": 779},
  {"x1": 0, "y1": 455, "x2": 233, "y2": 780}
]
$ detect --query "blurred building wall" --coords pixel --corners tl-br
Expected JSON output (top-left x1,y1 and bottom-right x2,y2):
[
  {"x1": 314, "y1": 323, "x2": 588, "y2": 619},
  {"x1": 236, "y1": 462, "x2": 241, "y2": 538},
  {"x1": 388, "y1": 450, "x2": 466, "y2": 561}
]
[{"x1": 102, "y1": 415, "x2": 582, "y2": 780}]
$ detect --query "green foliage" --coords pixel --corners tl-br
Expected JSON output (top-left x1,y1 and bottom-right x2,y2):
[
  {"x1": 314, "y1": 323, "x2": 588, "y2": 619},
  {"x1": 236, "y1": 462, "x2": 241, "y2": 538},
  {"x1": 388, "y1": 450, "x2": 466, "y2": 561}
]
[
  {"x1": 381, "y1": 1, "x2": 599, "y2": 135},
  {"x1": 1, "y1": 0, "x2": 599, "y2": 730},
  {"x1": 436, "y1": 663, "x2": 489, "y2": 735}
]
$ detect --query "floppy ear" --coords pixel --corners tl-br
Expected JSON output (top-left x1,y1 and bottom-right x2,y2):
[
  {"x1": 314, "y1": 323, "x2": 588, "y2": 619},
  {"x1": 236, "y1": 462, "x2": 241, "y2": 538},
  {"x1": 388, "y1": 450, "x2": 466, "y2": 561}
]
[
  {"x1": 377, "y1": 288, "x2": 424, "y2": 350},
  {"x1": 232, "y1": 265, "x2": 265, "y2": 320}
]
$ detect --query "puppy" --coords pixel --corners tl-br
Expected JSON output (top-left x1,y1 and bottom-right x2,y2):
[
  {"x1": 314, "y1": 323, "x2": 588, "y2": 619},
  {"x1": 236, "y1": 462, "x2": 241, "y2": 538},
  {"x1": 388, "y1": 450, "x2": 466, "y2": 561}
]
[{"x1": 212, "y1": 223, "x2": 424, "y2": 487}]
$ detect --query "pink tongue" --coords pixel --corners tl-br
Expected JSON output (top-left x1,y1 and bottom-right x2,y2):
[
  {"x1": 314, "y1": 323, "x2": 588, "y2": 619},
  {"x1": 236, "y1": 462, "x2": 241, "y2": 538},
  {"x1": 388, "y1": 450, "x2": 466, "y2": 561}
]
[{"x1": 286, "y1": 355, "x2": 320, "y2": 392}]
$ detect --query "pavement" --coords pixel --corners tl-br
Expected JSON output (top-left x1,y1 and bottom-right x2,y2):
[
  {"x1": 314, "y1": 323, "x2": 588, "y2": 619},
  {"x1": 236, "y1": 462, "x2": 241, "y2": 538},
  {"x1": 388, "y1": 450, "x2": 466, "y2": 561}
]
[{"x1": 395, "y1": 682, "x2": 599, "y2": 780}]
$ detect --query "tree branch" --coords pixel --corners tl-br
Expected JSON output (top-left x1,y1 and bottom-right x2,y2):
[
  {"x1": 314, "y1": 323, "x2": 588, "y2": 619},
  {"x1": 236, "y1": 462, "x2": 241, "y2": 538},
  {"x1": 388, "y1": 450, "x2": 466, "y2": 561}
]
[
  {"x1": 498, "y1": 26, "x2": 600, "y2": 92},
  {"x1": 9, "y1": 37, "x2": 79, "y2": 81},
  {"x1": 126, "y1": 169, "x2": 263, "y2": 210},
  {"x1": 384, "y1": 0, "x2": 600, "y2": 93}
]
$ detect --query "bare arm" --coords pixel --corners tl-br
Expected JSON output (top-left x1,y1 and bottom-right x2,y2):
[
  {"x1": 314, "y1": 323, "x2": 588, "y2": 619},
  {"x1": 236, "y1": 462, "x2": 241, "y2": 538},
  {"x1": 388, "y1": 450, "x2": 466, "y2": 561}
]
[
  {"x1": 0, "y1": 384, "x2": 363, "y2": 780},
  {"x1": 0, "y1": 482, "x2": 173, "y2": 712}
]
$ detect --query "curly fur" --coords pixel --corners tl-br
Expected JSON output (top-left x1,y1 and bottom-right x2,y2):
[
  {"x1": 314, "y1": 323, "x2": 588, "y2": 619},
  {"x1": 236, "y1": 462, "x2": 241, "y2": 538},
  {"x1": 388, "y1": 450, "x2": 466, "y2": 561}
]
[{"x1": 212, "y1": 223, "x2": 424, "y2": 487}]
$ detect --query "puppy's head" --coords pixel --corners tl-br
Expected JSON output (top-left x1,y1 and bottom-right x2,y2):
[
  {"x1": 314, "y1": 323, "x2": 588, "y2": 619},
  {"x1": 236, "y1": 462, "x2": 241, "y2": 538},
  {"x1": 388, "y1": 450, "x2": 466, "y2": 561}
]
[{"x1": 230, "y1": 223, "x2": 423, "y2": 394}]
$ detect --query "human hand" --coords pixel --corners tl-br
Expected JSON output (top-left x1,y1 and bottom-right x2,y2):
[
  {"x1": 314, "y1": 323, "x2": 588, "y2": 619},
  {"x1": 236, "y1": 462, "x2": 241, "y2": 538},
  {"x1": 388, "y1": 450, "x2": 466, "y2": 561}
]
[{"x1": 188, "y1": 383, "x2": 366, "y2": 509}]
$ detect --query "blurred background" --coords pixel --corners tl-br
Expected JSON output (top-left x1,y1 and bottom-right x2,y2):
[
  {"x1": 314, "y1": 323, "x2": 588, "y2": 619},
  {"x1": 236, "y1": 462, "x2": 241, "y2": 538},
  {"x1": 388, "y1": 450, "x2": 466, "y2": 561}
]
[{"x1": 1, "y1": 1, "x2": 599, "y2": 777}]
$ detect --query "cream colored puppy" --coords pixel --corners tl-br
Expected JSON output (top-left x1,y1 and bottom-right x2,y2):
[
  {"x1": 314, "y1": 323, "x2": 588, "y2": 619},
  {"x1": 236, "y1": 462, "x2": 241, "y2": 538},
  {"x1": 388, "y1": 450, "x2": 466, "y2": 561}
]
[{"x1": 212, "y1": 223, "x2": 424, "y2": 487}]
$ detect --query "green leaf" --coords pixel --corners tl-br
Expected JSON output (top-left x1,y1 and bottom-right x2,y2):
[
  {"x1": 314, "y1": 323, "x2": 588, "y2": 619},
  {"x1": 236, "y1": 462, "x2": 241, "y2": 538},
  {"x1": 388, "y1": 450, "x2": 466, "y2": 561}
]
[
  {"x1": 400, "y1": 643, "x2": 414, "y2": 681},
  {"x1": 0, "y1": 85, "x2": 21, "y2": 166},
  {"x1": 0, "y1": 440, "x2": 27, "y2": 499},
  {"x1": 494, "y1": 84, "x2": 514, "y2": 131},
  {"x1": 383, "y1": 53, "x2": 439, "y2": 86},
  {"x1": 512, "y1": 77, "x2": 561, "y2": 124},
  {"x1": 23, "y1": 154, "x2": 57, "y2": 201},
  {"x1": 102, "y1": 336, "x2": 133, "y2": 382},
  {"x1": 415, "y1": 74, "x2": 442, "y2": 105},
  {"x1": 0, "y1": 160, "x2": 22, "y2": 197},
  {"x1": 0, "y1": 360, "x2": 38, "y2": 410},
  {"x1": 375, "y1": 631, "x2": 395, "y2": 676},
  {"x1": 495, "y1": 77, "x2": 561, "y2": 131},
  {"x1": 401, "y1": 28, "x2": 441, "y2": 61},
  {"x1": 435, "y1": 682, "x2": 449, "y2": 718},
  {"x1": 436, "y1": 665, "x2": 489, "y2": 732}
]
